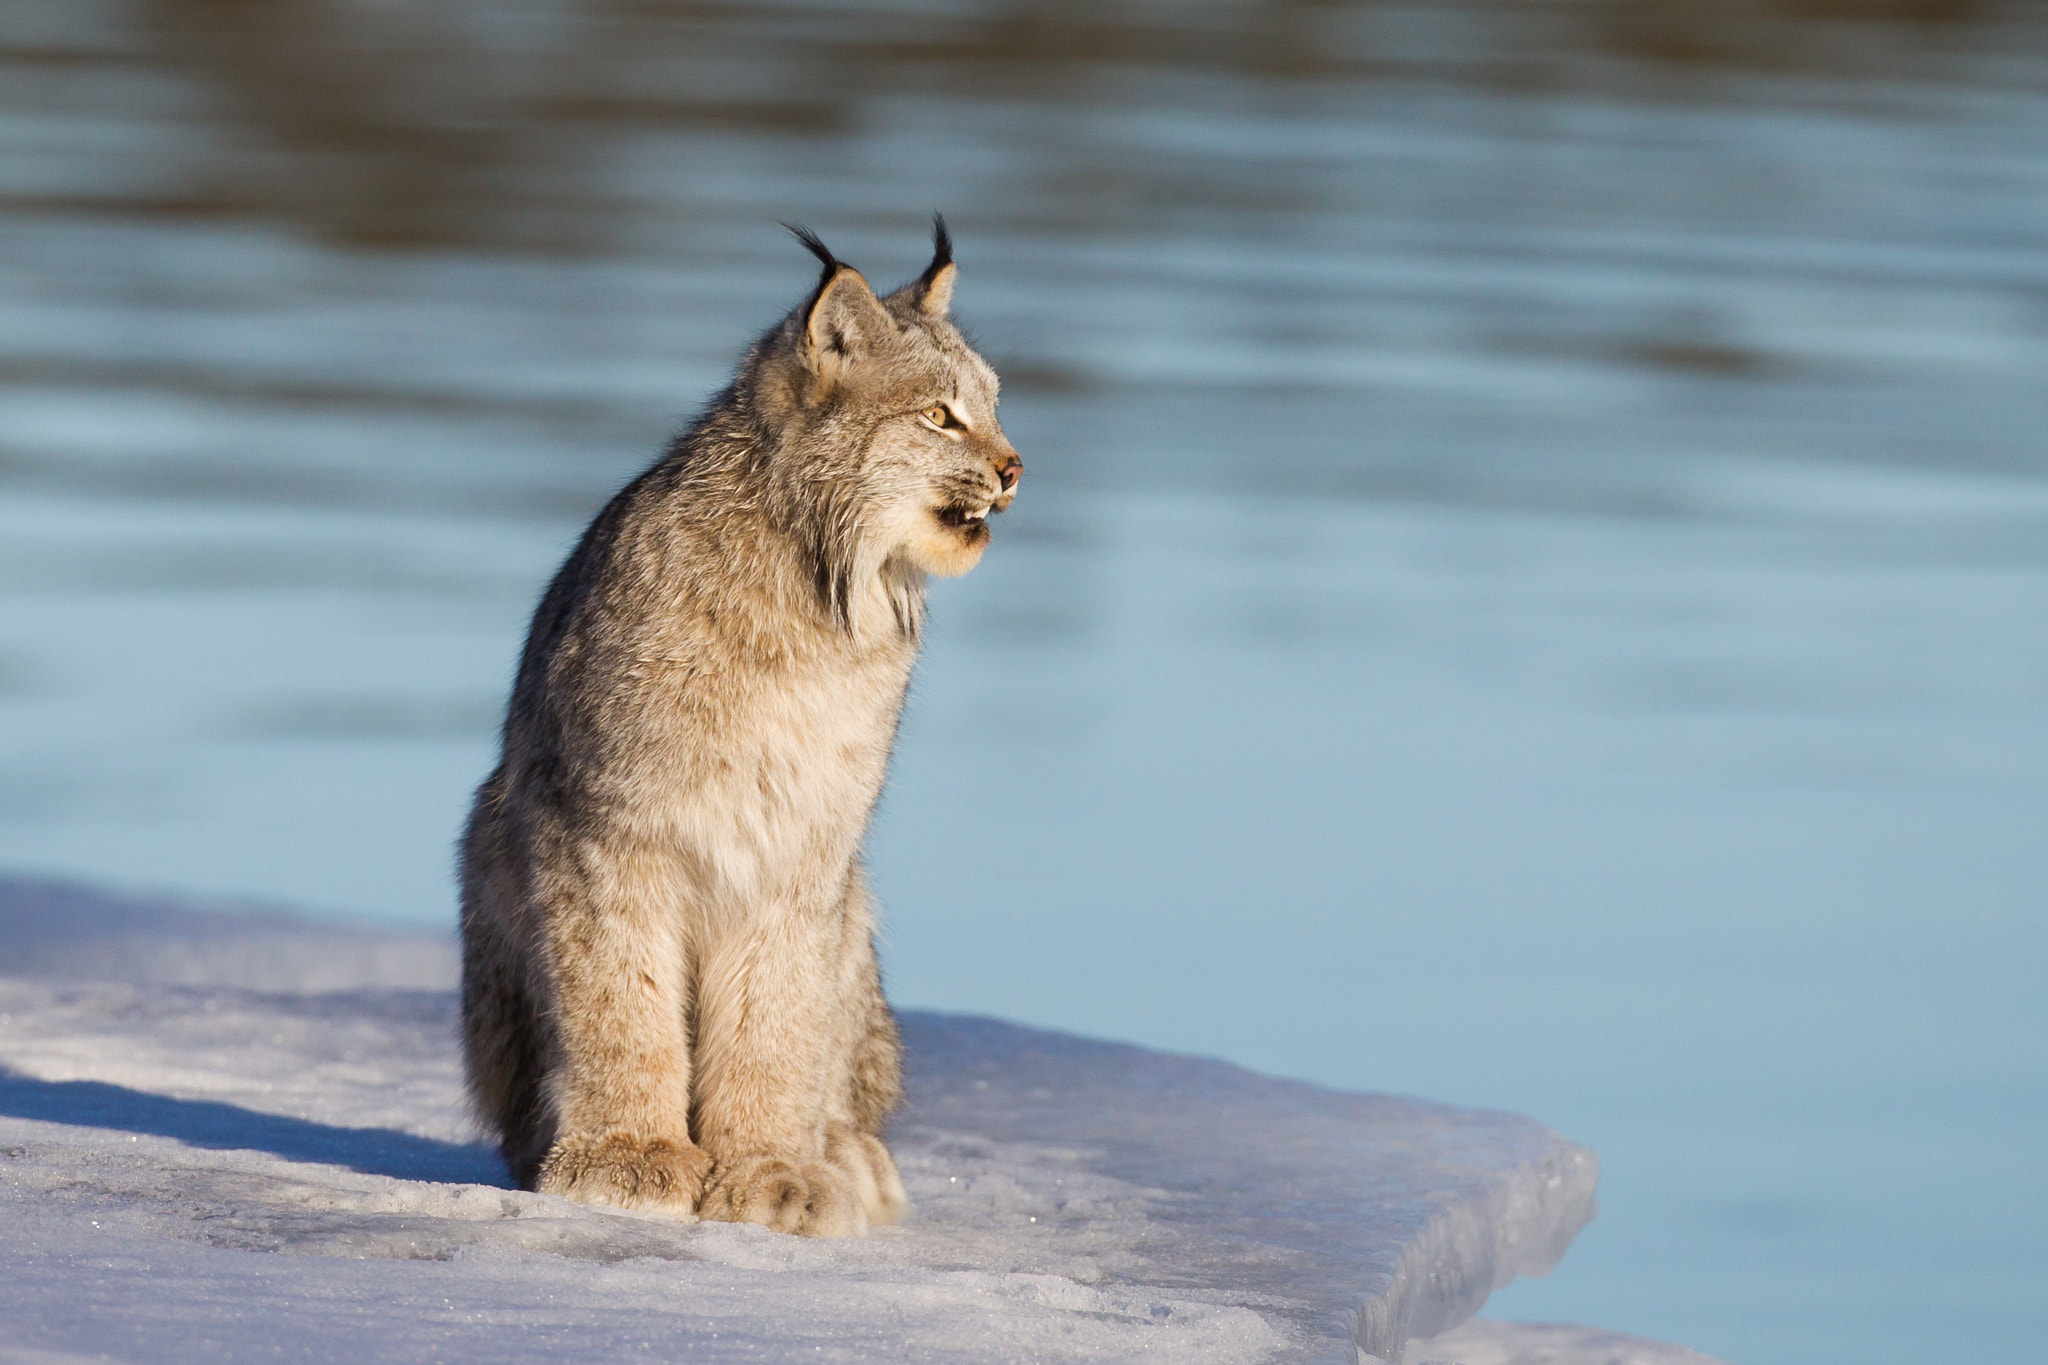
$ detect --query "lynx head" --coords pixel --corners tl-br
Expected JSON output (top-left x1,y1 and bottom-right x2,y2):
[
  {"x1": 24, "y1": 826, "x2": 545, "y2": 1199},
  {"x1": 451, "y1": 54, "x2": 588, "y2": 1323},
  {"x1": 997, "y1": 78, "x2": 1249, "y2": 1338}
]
[{"x1": 743, "y1": 218, "x2": 1022, "y2": 630}]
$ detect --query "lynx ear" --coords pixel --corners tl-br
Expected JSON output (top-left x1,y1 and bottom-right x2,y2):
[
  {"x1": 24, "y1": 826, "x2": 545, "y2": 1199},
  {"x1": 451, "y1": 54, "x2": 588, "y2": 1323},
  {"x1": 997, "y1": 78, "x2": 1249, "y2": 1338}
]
[
  {"x1": 786, "y1": 225, "x2": 893, "y2": 399},
  {"x1": 897, "y1": 214, "x2": 956, "y2": 318},
  {"x1": 805, "y1": 267, "x2": 890, "y2": 361}
]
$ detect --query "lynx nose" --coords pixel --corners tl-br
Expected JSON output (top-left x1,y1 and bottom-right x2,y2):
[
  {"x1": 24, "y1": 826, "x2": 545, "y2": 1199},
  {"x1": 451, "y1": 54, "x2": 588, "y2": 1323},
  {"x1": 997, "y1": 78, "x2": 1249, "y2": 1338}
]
[{"x1": 997, "y1": 458, "x2": 1022, "y2": 493}]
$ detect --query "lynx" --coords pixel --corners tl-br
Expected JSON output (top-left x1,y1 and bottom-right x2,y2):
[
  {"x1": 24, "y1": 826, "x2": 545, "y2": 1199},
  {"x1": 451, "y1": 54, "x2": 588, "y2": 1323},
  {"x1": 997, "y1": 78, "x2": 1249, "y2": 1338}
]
[{"x1": 458, "y1": 220, "x2": 1020, "y2": 1237}]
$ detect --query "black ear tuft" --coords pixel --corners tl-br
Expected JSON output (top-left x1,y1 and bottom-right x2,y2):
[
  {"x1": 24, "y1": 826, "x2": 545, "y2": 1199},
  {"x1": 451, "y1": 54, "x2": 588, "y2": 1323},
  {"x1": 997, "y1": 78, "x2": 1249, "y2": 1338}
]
[
  {"x1": 902, "y1": 212, "x2": 958, "y2": 317},
  {"x1": 783, "y1": 222, "x2": 841, "y2": 285}
]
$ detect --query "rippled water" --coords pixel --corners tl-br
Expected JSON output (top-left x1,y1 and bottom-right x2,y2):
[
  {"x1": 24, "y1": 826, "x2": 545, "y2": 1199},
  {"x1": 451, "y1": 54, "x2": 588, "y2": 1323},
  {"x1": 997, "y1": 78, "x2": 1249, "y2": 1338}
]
[{"x1": 3, "y1": 3, "x2": 2046, "y2": 1361}]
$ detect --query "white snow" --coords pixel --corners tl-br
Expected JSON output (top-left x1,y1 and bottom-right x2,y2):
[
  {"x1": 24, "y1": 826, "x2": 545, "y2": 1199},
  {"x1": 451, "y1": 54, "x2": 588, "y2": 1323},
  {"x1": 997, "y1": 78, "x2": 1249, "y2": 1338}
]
[
  {"x1": 0, "y1": 879, "x2": 1711, "y2": 1364},
  {"x1": 1410, "y1": 1322, "x2": 1729, "y2": 1365}
]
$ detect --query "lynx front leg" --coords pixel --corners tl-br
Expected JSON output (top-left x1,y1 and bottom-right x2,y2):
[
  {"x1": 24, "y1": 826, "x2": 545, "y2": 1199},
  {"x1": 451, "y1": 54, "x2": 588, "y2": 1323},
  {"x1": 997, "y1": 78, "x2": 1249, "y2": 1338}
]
[
  {"x1": 532, "y1": 848, "x2": 710, "y2": 1216},
  {"x1": 691, "y1": 912, "x2": 867, "y2": 1237}
]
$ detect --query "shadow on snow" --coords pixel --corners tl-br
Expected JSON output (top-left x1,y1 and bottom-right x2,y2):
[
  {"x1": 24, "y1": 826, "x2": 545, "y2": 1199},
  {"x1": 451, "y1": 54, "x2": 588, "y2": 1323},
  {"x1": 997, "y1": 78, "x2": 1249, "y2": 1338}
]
[{"x1": 0, "y1": 1070, "x2": 509, "y2": 1187}]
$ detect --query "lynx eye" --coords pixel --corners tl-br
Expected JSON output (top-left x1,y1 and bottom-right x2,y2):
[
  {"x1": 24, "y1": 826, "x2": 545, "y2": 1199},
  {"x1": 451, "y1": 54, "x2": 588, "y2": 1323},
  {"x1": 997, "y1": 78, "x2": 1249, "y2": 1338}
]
[{"x1": 919, "y1": 404, "x2": 955, "y2": 430}]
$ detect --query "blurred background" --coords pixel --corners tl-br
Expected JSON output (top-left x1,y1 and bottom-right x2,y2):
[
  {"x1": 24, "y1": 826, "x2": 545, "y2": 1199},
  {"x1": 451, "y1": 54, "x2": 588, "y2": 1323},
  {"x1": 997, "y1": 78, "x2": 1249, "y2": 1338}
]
[{"x1": 1, "y1": 1, "x2": 2044, "y2": 1360}]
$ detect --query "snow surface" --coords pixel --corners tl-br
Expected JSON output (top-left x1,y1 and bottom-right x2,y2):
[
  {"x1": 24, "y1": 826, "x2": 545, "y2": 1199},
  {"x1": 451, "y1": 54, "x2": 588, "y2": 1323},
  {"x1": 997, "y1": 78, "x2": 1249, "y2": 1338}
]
[{"x1": 0, "y1": 879, "x2": 1711, "y2": 1364}]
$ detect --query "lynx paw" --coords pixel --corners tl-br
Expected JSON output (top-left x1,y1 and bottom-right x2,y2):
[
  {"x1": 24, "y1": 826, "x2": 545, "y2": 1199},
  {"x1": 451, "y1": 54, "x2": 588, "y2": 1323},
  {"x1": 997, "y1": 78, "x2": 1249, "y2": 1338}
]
[
  {"x1": 827, "y1": 1128, "x2": 910, "y2": 1227},
  {"x1": 697, "y1": 1153, "x2": 867, "y2": 1237},
  {"x1": 536, "y1": 1132, "x2": 711, "y2": 1216}
]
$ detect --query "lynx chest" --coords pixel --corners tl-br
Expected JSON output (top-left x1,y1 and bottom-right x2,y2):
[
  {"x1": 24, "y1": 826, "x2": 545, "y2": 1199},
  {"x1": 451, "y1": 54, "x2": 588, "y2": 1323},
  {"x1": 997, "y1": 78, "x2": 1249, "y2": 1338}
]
[{"x1": 619, "y1": 627, "x2": 915, "y2": 911}]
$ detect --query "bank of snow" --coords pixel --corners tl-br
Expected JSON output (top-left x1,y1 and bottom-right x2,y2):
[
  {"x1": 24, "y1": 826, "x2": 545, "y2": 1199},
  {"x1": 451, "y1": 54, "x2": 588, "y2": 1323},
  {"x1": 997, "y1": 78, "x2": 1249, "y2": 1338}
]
[{"x1": 0, "y1": 879, "x2": 1709, "y2": 1364}]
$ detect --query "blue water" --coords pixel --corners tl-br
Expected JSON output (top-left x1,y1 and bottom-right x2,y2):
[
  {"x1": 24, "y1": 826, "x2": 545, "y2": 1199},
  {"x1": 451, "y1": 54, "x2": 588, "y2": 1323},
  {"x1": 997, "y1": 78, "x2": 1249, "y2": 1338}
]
[{"x1": 2, "y1": 3, "x2": 2045, "y2": 1360}]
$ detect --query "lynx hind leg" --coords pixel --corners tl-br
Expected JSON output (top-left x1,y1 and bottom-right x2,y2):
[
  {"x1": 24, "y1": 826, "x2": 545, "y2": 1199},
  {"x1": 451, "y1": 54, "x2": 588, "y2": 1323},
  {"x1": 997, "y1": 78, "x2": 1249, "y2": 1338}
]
[
  {"x1": 458, "y1": 784, "x2": 555, "y2": 1189},
  {"x1": 832, "y1": 902, "x2": 909, "y2": 1225},
  {"x1": 846, "y1": 986, "x2": 903, "y2": 1135},
  {"x1": 827, "y1": 1126, "x2": 908, "y2": 1228},
  {"x1": 460, "y1": 947, "x2": 555, "y2": 1189}
]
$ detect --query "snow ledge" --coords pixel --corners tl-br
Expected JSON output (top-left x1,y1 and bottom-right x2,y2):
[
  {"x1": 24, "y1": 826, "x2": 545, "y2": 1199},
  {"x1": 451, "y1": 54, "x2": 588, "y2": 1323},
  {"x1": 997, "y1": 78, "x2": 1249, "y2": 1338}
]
[{"x1": 0, "y1": 877, "x2": 1620, "y2": 1364}]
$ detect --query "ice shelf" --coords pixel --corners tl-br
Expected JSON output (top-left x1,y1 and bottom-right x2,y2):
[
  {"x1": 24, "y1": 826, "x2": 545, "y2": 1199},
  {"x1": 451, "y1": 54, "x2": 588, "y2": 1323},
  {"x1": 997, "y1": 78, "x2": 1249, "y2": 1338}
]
[{"x1": 0, "y1": 878, "x2": 1619, "y2": 1364}]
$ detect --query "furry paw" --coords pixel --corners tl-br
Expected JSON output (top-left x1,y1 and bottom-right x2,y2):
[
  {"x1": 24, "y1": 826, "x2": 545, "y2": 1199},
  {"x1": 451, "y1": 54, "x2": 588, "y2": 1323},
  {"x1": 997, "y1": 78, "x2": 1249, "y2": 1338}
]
[
  {"x1": 827, "y1": 1128, "x2": 910, "y2": 1227},
  {"x1": 697, "y1": 1153, "x2": 867, "y2": 1237},
  {"x1": 536, "y1": 1132, "x2": 712, "y2": 1216}
]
